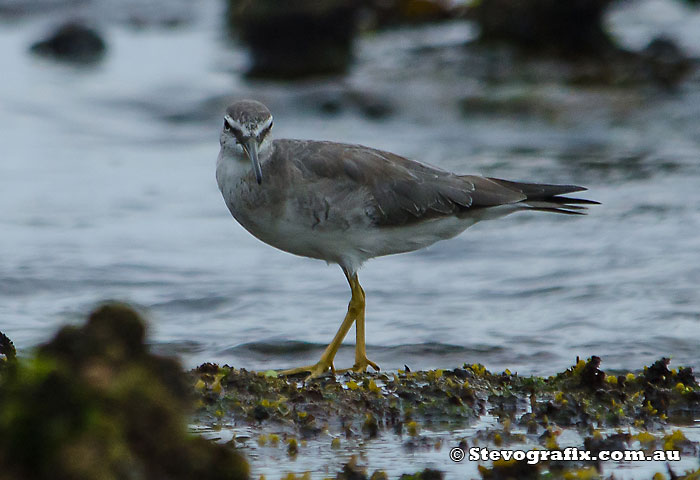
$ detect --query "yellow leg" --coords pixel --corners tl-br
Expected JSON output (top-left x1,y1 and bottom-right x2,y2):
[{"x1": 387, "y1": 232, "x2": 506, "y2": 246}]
[
  {"x1": 278, "y1": 268, "x2": 363, "y2": 381},
  {"x1": 352, "y1": 283, "x2": 380, "y2": 372},
  {"x1": 337, "y1": 273, "x2": 380, "y2": 374}
]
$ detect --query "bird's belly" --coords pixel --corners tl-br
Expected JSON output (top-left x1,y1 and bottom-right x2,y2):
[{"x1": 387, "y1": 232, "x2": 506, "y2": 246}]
[
  {"x1": 232, "y1": 207, "x2": 369, "y2": 265},
  {"x1": 358, "y1": 216, "x2": 478, "y2": 256},
  {"x1": 227, "y1": 200, "x2": 500, "y2": 272},
  {"x1": 243, "y1": 214, "x2": 478, "y2": 268}
]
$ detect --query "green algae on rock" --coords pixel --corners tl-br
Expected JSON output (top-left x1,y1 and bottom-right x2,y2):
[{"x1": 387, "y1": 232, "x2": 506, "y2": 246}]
[
  {"x1": 0, "y1": 304, "x2": 249, "y2": 480},
  {"x1": 192, "y1": 357, "x2": 699, "y2": 434},
  {"x1": 192, "y1": 365, "x2": 482, "y2": 438}
]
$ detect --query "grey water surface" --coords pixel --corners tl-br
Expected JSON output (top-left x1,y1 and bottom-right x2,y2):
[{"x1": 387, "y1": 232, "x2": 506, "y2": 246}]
[{"x1": 1, "y1": 0, "x2": 699, "y2": 379}]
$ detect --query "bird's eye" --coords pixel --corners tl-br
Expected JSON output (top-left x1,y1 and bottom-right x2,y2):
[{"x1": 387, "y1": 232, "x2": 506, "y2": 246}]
[
  {"x1": 258, "y1": 121, "x2": 273, "y2": 140},
  {"x1": 223, "y1": 120, "x2": 231, "y2": 132}
]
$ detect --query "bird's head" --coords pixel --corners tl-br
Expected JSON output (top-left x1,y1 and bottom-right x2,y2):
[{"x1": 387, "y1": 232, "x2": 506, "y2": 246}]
[{"x1": 220, "y1": 100, "x2": 274, "y2": 185}]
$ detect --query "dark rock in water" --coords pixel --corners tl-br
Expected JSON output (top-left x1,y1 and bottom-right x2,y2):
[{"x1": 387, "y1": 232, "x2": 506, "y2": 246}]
[
  {"x1": 579, "y1": 354, "x2": 605, "y2": 390},
  {"x1": 642, "y1": 357, "x2": 673, "y2": 387},
  {"x1": 455, "y1": 39, "x2": 694, "y2": 88},
  {"x1": 399, "y1": 468, "x2": 443, "y2": 480},
  {"x1": 306, "y1": 89, "x2": 394, "y2": 120},
  {"x1": 583, "y1": 431, "x2": 631, "y2": 463},
  {"x1": 641, "y1": 36, "x2": 693, "y2": 89},
  {"x1": 467, "y1": 1, "x2": 694, "y2": 86},
  {"x1": 338, "y1": 456, "x2": 369, "y2": 480},
  {"x1": 0, "y1": 303, "x2": 250, "y2": 480},
  {"x1": 369, "y1": 470, "x2": 389, "y2": 480},
  {"x1": 30, "y1": 21, "x2": 106, "y2": 64},
  {"x1": 477, "y1": 458, "x2": 539, "y2": 479},
  {"x1": 470, "y1": 0, "x2": 615, "y2": 55},
  {"x1": 0, "y1": 331, "x2": 16, "y2": 364},
  {"x1": 367, "y1": 0, "x2": 456, "y2": 28},
  {"x1": 227, "y1": 0, "x2": 359, "y2": 79}
]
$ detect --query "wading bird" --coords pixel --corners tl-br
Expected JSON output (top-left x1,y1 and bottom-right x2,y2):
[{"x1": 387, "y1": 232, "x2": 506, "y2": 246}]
[{"x1": 216, "y1": 100, "x2": 597, "y2": 380}]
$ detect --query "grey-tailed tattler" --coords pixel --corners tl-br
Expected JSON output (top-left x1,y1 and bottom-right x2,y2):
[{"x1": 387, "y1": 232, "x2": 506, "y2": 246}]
[{"x1": 216, "y1": 100, "x2": 597, "y2": 380}]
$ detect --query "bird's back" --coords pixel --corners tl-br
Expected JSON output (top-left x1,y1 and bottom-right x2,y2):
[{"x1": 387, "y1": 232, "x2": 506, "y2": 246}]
[{"x1": 269, "y1": 139, "x2": 592, "y2": 228}]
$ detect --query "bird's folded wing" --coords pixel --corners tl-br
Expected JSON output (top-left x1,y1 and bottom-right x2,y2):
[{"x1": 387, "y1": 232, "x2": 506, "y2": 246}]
[{"x1": 287, "y1": 140, "x2": 527, "y2": 227}]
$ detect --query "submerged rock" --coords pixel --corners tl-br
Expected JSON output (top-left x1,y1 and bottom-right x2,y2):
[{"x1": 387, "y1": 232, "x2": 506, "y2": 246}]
[
  {"x1": 641, "y1": 36, "x2": 694, "y2": 89},
  {"x1": 470, "y1": 0, "x2": 615, "y2": 55},
  {"x1": 30, "y1": 21, "x2": 106, "y2": 64},
  {"x1": 366, "y1": 0, "x2": 456, "y2": 28},
  {"x1": 0, "y1": 303, "x2": 249, "y2": 480},
  {"x1": 477, "y1": 459, "x2": 539, "y2": 480},
  {"x1": 464, "y1": 0, "x2": 695, "y2": 87},
  {"x1": 227, "y1": 0, "x2": 359, "y2": 79},
  {"x1": 305, "y1": 88, "x2": 395, "y2": 120}
]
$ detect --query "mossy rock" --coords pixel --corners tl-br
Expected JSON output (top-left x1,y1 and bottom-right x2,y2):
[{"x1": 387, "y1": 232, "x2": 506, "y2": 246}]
[{"x1": 0, "y1": 303, "x2": 249, "y2": 480}]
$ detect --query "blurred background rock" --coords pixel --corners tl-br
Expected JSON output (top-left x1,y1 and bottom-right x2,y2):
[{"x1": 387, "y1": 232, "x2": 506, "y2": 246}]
[
  {"x1": 224, "y1": 0, "x2": 693, "y2": 82},
  {"x1": 0, "y1": 305, "x2": 249, "y2": 480},
  {"x1": 470, "y1": 0, "x2": 616, "y2": 54},
  {"x1": 30, "y1": 21, "x2": 106, "y2": 64},
  {"x1": 226, "y1": 0, "x2": 358, "y2": 78}
]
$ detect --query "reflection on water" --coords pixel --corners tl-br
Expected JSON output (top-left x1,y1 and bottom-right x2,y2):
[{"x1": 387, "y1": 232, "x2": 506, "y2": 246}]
[
  {"x1": 1, "y1": 0, "x2": 699, "y2": 384},
  {"x1": 193, "y1": 416, "x2": 700, "y2": 479}
]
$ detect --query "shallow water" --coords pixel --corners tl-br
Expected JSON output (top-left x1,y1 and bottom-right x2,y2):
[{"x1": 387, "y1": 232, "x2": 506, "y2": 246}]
[
  {"x1": 194, "y1": 416, "x2": 700, "y2": 479},
  {"x1": 2, "y1": 0, "x2": 700, "y2": 384}
]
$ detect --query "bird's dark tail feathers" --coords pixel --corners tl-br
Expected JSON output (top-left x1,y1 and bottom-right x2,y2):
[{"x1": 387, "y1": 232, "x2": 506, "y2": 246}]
[{"x1": 487, "y1": 177, "x2": 600, "y2": 215}]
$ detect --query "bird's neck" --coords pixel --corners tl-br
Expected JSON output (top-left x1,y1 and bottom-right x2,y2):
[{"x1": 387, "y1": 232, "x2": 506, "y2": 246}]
[{"x1": 258, "y1": 135, "x2": 274, "y2": 158}]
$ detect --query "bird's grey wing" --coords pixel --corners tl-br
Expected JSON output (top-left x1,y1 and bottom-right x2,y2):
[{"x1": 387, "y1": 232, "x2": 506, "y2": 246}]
[{"x1": 285, "y1": 140, "x2": 527, "y2": 227}]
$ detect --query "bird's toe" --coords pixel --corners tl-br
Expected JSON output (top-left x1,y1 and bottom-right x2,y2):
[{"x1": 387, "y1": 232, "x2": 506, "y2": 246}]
[
  {"x1": 338, "y1": 357, "x2": 380, "y2": 374},
  {"x1": 278, "y1": 360, "x2": 334, "y2": 381}
]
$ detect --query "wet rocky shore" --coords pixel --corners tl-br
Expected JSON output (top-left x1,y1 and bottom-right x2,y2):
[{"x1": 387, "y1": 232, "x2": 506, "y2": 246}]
[{"x1": 1, "y1": 306, "x2": 698, "y2": 479}]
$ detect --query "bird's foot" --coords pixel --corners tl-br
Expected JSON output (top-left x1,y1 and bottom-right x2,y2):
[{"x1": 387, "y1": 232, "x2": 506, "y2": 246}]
[
  {"x1": 278, "y1": 360, "x2": 336, "y2": 382},
  {"x1": 338, "y1": 357, "x2": 380, "y2": 374}
]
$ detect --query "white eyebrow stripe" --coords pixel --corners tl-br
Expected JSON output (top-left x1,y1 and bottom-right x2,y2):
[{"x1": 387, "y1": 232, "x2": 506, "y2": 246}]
[
  {"x1": 224, "y1": 115, "x2": 273, "y2": 136},
  {"x1": 224, "y1": 116, "x2": 245, "y2": 132},
  {"x1": 251, "y1": 116, "x2": 274, "y2": 136}
]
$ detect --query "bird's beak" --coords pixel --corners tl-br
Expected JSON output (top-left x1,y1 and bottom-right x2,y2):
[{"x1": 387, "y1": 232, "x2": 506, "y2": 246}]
[{"x1": 242, "y1": 138, "x2": 262, "y2": 185}]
